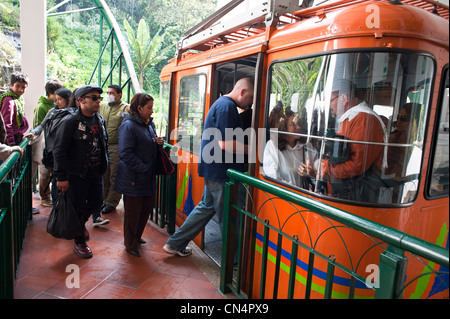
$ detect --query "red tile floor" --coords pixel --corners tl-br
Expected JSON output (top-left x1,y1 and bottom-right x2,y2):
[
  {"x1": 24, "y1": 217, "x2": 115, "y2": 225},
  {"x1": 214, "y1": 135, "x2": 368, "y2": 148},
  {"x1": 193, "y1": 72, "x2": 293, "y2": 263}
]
[{"x1": 13, "y1": 195, "x2": 232, "y2": 299}]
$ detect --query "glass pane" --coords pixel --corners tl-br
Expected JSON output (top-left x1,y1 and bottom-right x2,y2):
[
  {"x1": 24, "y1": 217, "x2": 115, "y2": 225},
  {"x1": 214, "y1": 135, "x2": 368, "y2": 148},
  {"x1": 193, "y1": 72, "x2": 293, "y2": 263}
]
[
  {"x1": 428, "y1": 69, "x2": 449, "y2": 197},
  {"x1": 156, "y1": 80, "x2": 170, "y2": 139},
  {"x1": 177, "y1": 74, "x2": 207, "y2": 155},
  {"x1": 262, "y1": 52, "x2": 435, "y2": 205}
]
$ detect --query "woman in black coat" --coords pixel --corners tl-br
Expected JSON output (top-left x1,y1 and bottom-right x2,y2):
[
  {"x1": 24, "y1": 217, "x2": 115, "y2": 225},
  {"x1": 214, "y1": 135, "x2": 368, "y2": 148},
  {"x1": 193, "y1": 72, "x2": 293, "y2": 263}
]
[{"x1": 114, "y1": 93, "x2": 163, "y2": 256}]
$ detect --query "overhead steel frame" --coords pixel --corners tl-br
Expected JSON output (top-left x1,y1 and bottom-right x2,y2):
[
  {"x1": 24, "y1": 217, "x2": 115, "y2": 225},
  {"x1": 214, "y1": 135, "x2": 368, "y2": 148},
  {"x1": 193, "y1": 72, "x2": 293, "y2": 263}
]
[{"x1": 176, "y1": 0, "x2": 449, "y2": 59}]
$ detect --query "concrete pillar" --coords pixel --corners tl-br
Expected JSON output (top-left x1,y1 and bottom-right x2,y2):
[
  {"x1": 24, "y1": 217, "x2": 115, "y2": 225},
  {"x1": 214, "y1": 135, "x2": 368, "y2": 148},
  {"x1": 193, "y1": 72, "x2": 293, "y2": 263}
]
[{"x1": 19, "y1": 0, "x2": 46, "y2": 123}]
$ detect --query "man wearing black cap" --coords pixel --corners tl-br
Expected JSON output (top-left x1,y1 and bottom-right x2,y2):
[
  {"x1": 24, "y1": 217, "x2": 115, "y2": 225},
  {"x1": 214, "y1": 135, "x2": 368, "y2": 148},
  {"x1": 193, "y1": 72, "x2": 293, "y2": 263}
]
[{"x1": 53, "y1": 85, "x2": 110, "y2": 258}]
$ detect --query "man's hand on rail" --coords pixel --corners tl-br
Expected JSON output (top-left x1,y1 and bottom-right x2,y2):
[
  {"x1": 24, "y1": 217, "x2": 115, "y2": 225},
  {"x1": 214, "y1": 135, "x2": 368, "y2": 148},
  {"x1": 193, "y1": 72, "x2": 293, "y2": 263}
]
[
  {"x1": 11, "y1": 146, "x2": 24, "y2": 158},
  {"x1": 23, "y1": 132, "x2": 35, "y2": 140}
]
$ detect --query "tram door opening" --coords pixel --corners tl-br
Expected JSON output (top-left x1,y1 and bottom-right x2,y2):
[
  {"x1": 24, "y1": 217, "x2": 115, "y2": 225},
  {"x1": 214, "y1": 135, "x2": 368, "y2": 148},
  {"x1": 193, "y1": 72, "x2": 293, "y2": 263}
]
[{"x1": 203, "y1": 56, "x2": 258, "y2": 265}]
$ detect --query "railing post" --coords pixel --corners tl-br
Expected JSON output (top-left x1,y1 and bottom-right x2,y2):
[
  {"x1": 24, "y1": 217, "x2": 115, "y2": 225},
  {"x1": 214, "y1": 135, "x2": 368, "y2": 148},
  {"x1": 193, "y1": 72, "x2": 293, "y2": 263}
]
[
  {"x1": 287, "y1": 236, "x2": 299, "y2": 299},
  {"x1": 0, "y1": 183, "x2": 14, "y2": 299},
  {"x1": 375, "y1": 245, "x2": 408, "y2": 299},
  {"x1": 220, "y1": 179, "x2": 237, "y2": 294},
  {"x1": 165, "y1": 145, "x2": 177, "y2": 234},
  {"x1": 98, "y1": 13, "x2": 103, "y2": 86}
]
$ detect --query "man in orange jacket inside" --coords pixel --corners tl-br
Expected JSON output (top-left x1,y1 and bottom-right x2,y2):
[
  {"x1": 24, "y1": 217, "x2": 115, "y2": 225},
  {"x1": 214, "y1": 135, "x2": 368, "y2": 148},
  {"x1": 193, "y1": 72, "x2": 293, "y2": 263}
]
[{"x1": 319, "y1": 79, "x2": 386, "y2": 201}]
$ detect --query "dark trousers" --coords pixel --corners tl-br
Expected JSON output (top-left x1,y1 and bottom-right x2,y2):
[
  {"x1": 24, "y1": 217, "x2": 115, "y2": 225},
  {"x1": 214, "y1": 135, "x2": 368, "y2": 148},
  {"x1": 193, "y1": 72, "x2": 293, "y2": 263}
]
[
  {"x1": 123, "y1": 194, "x2": 155, "y2": 251},
  {"x1": 66, "y1": 174, "x2": 103, "y2": 244}
]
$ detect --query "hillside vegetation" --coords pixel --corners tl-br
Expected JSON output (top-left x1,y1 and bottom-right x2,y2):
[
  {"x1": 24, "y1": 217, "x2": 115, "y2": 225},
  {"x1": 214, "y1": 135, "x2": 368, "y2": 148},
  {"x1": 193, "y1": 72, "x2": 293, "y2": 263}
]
[{"x1": 1, "y1": 0, "x2": 217, "y2": 99}]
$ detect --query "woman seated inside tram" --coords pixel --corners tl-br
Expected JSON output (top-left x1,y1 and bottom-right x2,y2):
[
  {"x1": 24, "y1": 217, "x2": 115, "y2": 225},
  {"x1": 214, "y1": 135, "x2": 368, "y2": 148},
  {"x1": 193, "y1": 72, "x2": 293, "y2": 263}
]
[{"x1": 263, "y1": 106, "x2": 318, "y2": 189}]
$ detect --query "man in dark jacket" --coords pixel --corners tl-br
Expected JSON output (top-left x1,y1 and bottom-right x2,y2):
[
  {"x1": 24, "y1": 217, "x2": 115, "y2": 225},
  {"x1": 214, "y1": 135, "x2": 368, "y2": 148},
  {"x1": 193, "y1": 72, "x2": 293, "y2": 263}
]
[{"x1": 53, "y1": 85, "x2": 109, "y2": 258}]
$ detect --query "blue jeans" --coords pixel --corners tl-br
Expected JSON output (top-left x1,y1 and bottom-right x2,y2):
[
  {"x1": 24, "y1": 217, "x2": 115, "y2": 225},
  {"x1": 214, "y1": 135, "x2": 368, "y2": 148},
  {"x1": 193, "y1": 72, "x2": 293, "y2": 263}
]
[
  {"x1": 167, "y1": 178, "x2": 246, "y2": 251},
  {"x1": 167, "y1": 179, "x2": 225, "y2": 250}
]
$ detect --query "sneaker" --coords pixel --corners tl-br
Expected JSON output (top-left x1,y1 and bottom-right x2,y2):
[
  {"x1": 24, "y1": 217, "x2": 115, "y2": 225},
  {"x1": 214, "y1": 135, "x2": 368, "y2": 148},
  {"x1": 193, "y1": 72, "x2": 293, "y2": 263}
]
[
  {"x1": 93, "y1": 216, "x2": 110, "y2": 227},
  {"x1": 73, "y1": 243, "x2": 93, "y2": 258},
  {"x1": 163, "y1": 244, "x2": 192, "y2": 257}
]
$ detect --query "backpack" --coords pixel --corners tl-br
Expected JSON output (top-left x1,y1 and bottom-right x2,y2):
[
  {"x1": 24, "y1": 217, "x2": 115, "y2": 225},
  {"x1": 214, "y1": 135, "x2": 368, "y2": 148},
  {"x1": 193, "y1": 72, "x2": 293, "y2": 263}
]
[{"x1": 42, "y1": 107, "x2": 76, "y2": 169}]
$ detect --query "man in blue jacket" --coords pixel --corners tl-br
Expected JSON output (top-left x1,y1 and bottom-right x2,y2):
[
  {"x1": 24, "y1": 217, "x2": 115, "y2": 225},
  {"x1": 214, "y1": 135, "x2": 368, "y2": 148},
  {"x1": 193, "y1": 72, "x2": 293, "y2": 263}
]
[
  {"x1": 163, "y1": 77, "x2": 254, "y2": 256},
  {"x1": 53, "y1": 85, "x2": 109, "y2": 258}
]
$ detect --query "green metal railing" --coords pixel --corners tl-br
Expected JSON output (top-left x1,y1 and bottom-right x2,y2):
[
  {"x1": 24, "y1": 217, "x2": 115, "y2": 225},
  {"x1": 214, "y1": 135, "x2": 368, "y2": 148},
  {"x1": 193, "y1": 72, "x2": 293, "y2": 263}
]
[
  {"x1": 220, "y1": 169, "x2": 449, "y2": 299},
  {"x1": 0, "y1": 138, "x2": 32, "y2": 299},
  {"x1": 47, "y1": 0, "x2": 141, "y2": 100},
  {"x1": 150, "y1": 143, "x2": 177, "y2": 235}
]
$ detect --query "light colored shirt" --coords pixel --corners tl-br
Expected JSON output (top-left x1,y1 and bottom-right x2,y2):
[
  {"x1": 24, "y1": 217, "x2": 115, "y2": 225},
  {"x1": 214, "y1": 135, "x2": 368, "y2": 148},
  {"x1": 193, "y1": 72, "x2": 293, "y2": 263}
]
[
  {"x1": 263, "y1": 139, "x2": 317, "y2": 187},
  {"x1": 0, "y1": 143, "x2": 14, "y2": 160}
]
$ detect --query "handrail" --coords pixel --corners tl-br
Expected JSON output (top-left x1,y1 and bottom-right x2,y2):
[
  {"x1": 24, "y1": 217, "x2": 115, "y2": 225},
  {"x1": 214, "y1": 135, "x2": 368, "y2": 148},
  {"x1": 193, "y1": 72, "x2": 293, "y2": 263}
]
[
  {"x1": 226, "y1": 169, "x2": 449, "y2": 268},
  {"x1": 0, "y1": 137, "x2": 32, "y2": 299},
  {"x1": 221, "y1": 169, "x2": 448, "y2": 298},
  {"x1": 149, "y1": 143, "x2": 177, "y2": 235},
  {"x1": 0, "y1": 137, "x2": 30, "y2": 183}
]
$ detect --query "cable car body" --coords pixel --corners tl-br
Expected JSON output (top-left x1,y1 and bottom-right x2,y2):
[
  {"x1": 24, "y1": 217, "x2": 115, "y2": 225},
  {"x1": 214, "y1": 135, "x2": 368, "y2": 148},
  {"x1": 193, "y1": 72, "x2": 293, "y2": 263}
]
[{"x1": 159, "y1": 0, "x2": 449, "y2": 299}]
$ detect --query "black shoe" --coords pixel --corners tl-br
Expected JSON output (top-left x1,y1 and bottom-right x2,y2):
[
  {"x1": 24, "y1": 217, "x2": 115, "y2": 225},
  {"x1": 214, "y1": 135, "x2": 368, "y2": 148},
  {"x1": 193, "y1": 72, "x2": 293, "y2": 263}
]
[
  {"x1": 138, "y1": 238, "x2": 146, "y2": 244},
  {"x1": 126, "y1": 249, "x2": 140, "y2": 257},
  {"x1": 102, "y1": 205, "x2": 115, "y2": 214}
]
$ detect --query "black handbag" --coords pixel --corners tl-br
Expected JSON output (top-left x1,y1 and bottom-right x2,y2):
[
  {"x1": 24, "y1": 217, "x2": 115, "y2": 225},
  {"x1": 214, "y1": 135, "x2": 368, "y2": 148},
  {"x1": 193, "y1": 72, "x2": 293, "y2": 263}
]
[
  {"x1": 155, "y1": 145, "x2": 174, "y2": 175},
  {"x1": 148, "y1": 122, "x2": 174, "y2": 175},
  {"x1": 47, "y1": 192, "x2": 83, "y2": 240}
]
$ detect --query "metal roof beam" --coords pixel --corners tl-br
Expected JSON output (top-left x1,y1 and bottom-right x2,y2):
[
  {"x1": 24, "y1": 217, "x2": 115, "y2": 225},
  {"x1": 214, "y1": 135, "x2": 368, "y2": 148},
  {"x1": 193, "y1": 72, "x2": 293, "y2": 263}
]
[
  {"x1": 183, "y1": 0, "x2": 245, "y2": 37},
  {"x1": 176, "y1": 0, "x2": 306, "y2": 57}
]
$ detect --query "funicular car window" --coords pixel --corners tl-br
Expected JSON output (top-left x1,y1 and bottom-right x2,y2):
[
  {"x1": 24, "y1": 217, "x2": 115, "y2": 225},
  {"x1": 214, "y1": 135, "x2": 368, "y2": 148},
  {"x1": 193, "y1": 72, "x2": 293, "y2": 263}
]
[
  {"x1": 428, "y1": 68, "x2": 449, "y2": 198},
  {"x1": 157, "y1": 80, "x2": 170, "y2": 139},
  {"x1": 176, "y1": 74, "x2": 207, "y2": 156},
  {"x1": 262, "y1": 52, "x2": 434, "y2": 205}
]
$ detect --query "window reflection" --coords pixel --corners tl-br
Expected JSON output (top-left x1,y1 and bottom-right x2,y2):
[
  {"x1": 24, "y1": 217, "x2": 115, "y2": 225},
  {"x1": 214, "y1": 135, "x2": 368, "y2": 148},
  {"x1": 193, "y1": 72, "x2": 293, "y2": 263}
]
[
  {"x1": 157, "y1": 80, "x2": 170, "y2": 139},
  {"x1": 262, "y1": 52, "x2": 434, "y2": 205},
  {"x1": 176, "y1": 74, "x2": 207, "y2": 155},
  {"x1": 428, "y1": 68, "x2": 449, "y2": 197}
]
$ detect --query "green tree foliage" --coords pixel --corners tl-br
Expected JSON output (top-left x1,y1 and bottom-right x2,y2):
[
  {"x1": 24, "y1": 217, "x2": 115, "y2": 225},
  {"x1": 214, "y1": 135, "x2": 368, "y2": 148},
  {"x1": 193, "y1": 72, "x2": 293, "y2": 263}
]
[
  {"x1": 0, "y1": 0, "x2": 20, "y2": 89},
  {"x1": 1, "y1": 0, "x2": 217, "y2": 96},
  {"x1": 123, "y1": 18, "x2": 173, "y2": 89},
  {"x1": 46, "y1": 0, "x2": 217, "y2": 97},
  {"x1": 0, "y1": 0, "x2": 20, "y2": 31},
  {"x1": 46, "y1": 11, "x2": 103, "y2": 89},
  {"x1": 271, "y1": 58, "x2": 322, "y2": 113}
]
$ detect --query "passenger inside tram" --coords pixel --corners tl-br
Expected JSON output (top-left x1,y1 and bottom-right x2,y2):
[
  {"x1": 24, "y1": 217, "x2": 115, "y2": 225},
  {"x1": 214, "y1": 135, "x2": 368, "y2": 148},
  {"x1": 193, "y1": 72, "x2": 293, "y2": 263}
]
[
  {"x1": 263, "y1": 107, "x2": 317, "y2": 189},
  {"x1": 319, "y1": 79, "x2": 387, "y2": 202},
  {"x1": 385, "y1": 103, "x2": 420, "y2": 179},
  {"x1": 262, "y1": 52, "x2": 433, "y2": 205},
  {"x1": 379, "y1": 101, "x2": 426, "y2": 202}
]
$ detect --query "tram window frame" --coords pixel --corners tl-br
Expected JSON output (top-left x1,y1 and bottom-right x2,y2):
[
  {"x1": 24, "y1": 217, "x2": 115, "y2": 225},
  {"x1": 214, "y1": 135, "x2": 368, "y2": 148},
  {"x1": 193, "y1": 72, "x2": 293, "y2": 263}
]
[
  {"x1": 261, "y1": 50, "x2": 436, "y2": 207},
  {"x1": 426, "y1": 66, "x2": 449, "y2": 199},
  {"x1": 176, "y1": 73, "x2": 207, "y2": 156},
  {"x1": 157, "y1": 80, "x2": 170, "y2": 140}
]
